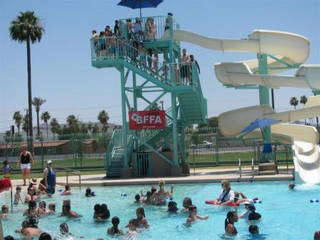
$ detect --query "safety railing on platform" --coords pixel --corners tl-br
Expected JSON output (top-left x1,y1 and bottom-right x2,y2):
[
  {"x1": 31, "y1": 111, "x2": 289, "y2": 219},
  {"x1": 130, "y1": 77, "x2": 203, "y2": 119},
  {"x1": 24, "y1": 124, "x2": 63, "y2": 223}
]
[{"x1": 118, "y1": 15, "x2": 178, "y2": 41}]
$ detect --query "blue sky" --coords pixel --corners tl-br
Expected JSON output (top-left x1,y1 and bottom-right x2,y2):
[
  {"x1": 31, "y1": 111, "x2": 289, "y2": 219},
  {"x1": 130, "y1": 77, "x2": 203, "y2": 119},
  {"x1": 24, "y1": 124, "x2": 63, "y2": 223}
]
[{"x1": 1, "y1": 0, "x2": 319, "y2": 132}]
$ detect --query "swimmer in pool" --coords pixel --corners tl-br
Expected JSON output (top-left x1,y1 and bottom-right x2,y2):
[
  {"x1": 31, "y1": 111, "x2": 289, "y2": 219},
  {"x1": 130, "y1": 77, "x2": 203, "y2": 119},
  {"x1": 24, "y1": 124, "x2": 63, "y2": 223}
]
[
  {"x1": 107, "y1": 216, "x2": 124, "y2": 235},
  {"x1": 181, "y1": 197, "x2": 192, "y2": 213},
  {"x1": 186, "y1": 205, "x2": 209, "y2": 225},
  {"x1": 136, "y1": 207, "x2": 149, "y2": 229},
  {"x1": 153, "y1": 180, "x2": 174, "y2": 205},
  {"x1": 249, "y1": 225, "x2": 259, "y2": 234},
  {"x1": 225, "y1": 211, "x2": 238, "y2": 236},
  {"x1": 216, "y1": 180, "x2": 235, "y2": 206}
]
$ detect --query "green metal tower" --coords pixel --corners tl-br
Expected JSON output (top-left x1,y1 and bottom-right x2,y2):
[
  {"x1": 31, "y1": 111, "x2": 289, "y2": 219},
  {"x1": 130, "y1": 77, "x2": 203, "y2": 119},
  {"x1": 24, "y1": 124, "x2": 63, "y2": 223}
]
[{"x1": 90, "y1": 15, "x2": 207, "y2": 177}]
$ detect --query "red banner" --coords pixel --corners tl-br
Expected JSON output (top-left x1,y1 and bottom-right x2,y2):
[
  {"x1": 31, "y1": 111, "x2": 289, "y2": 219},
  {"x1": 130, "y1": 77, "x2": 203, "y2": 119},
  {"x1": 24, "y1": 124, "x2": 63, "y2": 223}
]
[{"x1": 129, "y1": 110, "x2": 166, "y2": 130}]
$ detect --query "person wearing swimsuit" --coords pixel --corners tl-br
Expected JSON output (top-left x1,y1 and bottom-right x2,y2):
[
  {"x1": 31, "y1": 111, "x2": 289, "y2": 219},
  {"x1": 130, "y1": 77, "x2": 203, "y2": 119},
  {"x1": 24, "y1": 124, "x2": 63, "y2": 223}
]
[
  {"x1": 17, "y1": 147, "x2": 34, "y2": 186},
  {"x1": 43, "y1": 160, "x2": 56, "y2": 195},
  {"x1": 225, "y1": 211, "x2": 238, "y2": 236}
]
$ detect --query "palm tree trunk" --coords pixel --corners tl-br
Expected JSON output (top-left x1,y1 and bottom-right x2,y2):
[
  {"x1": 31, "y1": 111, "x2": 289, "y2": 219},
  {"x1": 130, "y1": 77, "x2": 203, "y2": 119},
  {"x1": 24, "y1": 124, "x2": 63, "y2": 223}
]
[
  {"x1": 27, "y1": 38, "x2": 33, "y2": 150},
  {"x1": 36, "y1": 110, "x2": 40, "y2": 136},
  {"x1": 46, "y1": 122, "x2": 49, "y2": 138}
]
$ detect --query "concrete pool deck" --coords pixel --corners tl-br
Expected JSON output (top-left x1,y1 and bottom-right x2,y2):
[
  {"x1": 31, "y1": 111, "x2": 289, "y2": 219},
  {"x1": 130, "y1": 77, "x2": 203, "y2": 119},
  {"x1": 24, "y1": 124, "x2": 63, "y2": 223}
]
[
  {"x1": 57, "y1": 166, "x2": 294, "y2": 187},
  {"x1": 8, "y1": 167, "x2": 294, "y2": 188}
]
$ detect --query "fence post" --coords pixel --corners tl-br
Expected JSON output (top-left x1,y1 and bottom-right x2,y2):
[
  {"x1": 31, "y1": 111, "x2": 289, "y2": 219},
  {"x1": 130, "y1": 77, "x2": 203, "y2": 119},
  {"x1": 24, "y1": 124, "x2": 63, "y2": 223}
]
[
  {"x1": 215, "y1": 136, "x2": 219, "y2": 165},
  {"x1": 239, "y1": 158, "x2": 242, "y2": 178},
  {"x1": 41, "y1": 138, "x2": 44, "y2": 169}
]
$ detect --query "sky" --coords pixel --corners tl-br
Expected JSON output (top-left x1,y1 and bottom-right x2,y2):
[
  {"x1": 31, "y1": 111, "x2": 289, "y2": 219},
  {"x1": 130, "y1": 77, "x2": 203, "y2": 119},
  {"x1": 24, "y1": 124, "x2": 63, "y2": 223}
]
[{"x1": 1, "y1": 0, "x2": 320, "y2": 132}]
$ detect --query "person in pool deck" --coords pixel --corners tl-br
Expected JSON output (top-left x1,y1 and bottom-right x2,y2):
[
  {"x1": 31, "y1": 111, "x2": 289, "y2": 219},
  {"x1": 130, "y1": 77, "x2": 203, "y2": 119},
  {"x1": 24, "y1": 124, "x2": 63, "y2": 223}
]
[
  {"x1": 107, "y1": 216, "x2": 124, "y2": 235},
  {"x1": 2, "y1": 160, "x2": 11, "y2": 178},
  {"x1": 186, "y1": 205, "x2": 209, "y2": 225},
  {"x1": 1, "y1": 205, "x2": 9, "y2": 219},
  {"x1": 14, "y1": 186, "x2": 23, "y2": 204},
  {"x1": 136, "y1": 207, "x2": 149, "y2": 229},
  {"x1": 181, "y1": 197, "x2": 192, "y2": 213},
  {"x1": 61, "y1": 185, "x2": 71, "y2": 195},
  {"x1": 215, "y1": 180, "x2": 235, "y2": 206},
  {"x1": 225, "y1": 211, "x2": 238, "y2": 236},
  {"x1": 17, "y1": 146, "x2": 34, "y2": 186},
  {"x1": 61, "y1": 199, "x2": 81, "y2": 218},
  {"x1": 249, "y1": 225, "x2": 259, "y2": 234}
]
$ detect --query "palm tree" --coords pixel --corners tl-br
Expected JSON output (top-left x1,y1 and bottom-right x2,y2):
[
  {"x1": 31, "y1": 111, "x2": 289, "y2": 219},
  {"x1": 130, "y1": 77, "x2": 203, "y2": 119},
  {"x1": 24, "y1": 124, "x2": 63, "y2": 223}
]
[
  {"x1": 22, "y1": 113, "x2": 29, "y2": 135},
  {"x1": 98, "y1": 110, "x2": 109, "y2": 132},
  {"x1": 41, "y1": 111, "x2": 51, "y2": 138},
  {"x1": 66, "y1": 115, "x2": 79, "y2": 133},
  {"x1": 290, "y1": 97, "x2": 299, "y2": 110},
  {"x1": 10, "y1": 11, "x2": 45, "y2": 144},
  {"x1": 13, "y1": 111, "x2": 23, "y2": 134},
  {"x1": 50, "y1": 118, "x2": 60, "y2": 137},
  {"x1": 32, "y1": 97, "x2": 46, "y2": 136},
  {"x1": 300, "y1": 95, "x2": 308, "y2": 124}
]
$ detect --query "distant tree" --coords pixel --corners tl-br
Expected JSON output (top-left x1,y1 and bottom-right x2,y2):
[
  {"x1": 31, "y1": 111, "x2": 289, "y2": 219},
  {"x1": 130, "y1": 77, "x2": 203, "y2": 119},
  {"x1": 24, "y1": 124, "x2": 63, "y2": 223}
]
[
  {"x1": 98, "y1": 110, "x2": 109, "y2": 132},
  {"x1": 191, "y1": 132, "x2": 201, "y2": 146},
  {"x1": 22, "y1": 113, "x2": 29, "y2": 135},
  {"x1": 13, "y1": 111, "x2": 23, "y2": 134},
  {"x1": 32, "y1": 97, "x2": 46, "y2": 136},
  {"x1": 41, "y1": 111, "x2": 51, "y2": 138},
  {"x1": 87, "y1": 122, "x2": 93, "y2": 134},
  {"x1": 50, "y1": 118, "x2": 61, "y2": 136},
  {"x1": 80, "y1": 123, "x2": 88, "y2": 134},
  {"x1": 290, "y1": 97, "x2": 299, "y2": 110},
  {"x1": 10, "y1": 11, "x2": 45, "y2": 141},
  {"x1": 66, "y1": 115, "x2": 80, "y2": 133},
  {"x1": 300, "y1": 95, "x2": 308, "y2": 106},
  {"x1": 92, "y1": 124, "x2": 100, "y2": 134},
  {"x1": 300, "y1": 95, "x2": 308, "y2": 124},
  {"x1": 208, "y1": 117, "x2": 218, "y2": 128}
]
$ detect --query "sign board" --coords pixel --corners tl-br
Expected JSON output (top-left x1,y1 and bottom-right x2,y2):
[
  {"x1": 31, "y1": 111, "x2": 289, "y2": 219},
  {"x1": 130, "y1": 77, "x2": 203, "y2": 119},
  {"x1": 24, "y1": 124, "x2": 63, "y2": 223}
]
[{"x1": 129, "y1": 110, "x2": 166, "y2": 130}]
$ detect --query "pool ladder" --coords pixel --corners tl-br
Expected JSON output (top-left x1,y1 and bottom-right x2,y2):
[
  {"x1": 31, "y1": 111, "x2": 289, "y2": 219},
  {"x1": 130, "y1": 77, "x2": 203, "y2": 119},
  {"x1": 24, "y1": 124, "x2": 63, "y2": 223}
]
[{"x1": 238, "y1": 158, "x2": 255, "y2": 181}]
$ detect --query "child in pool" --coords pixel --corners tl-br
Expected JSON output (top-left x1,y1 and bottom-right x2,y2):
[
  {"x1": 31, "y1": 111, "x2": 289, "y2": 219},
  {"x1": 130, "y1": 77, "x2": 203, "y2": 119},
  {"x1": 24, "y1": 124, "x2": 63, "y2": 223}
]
[
  {"x1": 61, "y1": 185, "x2": 71, "y2": 195},
  {"x1": 186, "y1": 205, "x2": 208, "y2": 224},
  {"x1": 1, "y1": 205, "x2": 9, "y2": 219},
  {"x1": 125, "y1": 218, "x2": 138, "y2": 239},
  {"x1": 107, "y1": 216, "x2": 124, "y2": 235},
  {"x1": 167, "y1": 201, "x2": 178, "y2": 213},
  {"x1": 14, "y1": 186, "x2": 23, "y2": 204},
  {"x1": 136, "y1": 207, "x2": 149, "y2": 229}
]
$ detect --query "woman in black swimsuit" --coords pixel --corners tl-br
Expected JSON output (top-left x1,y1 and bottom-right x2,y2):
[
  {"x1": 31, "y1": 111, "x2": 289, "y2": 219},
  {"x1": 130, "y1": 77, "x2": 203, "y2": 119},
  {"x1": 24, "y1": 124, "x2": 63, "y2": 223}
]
[{"x1": 16, "y1": 147, "x2": 34, "y2": 186}]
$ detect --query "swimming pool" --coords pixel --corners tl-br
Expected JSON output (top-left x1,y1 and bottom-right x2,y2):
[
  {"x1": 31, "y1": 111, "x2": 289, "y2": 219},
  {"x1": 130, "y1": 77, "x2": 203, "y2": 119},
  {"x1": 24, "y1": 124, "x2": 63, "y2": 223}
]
[{"x1": 1, "y1": 181, "x2": 319, "y2": 239}]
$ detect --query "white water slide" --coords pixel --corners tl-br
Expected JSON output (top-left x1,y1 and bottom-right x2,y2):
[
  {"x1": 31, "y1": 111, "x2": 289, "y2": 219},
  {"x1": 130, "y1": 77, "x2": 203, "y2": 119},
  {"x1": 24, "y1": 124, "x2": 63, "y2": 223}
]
[{"x1": 169, "y1": 29, "x2": 320, "y2": 183}]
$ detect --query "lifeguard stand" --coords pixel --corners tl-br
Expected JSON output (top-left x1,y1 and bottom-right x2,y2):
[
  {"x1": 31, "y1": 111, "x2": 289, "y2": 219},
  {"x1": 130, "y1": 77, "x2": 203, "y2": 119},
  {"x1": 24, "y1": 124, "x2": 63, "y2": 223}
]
[{"x1": 90, "y1": 15, "x2": 207, "y2": 178}]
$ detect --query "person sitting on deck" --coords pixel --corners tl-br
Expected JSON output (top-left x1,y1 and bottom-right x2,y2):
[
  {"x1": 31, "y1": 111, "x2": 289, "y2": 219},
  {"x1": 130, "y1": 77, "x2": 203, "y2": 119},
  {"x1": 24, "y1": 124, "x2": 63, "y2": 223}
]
[{"x1": 215, "y1": 180, "x2": 235, "y2": 206}]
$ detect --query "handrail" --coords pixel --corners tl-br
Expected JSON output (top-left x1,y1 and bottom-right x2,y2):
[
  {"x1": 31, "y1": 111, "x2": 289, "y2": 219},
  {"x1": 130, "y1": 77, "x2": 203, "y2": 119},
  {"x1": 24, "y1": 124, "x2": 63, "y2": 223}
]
[{"x1": 55, "y1": 167, "x2": 81, "y2": 189}]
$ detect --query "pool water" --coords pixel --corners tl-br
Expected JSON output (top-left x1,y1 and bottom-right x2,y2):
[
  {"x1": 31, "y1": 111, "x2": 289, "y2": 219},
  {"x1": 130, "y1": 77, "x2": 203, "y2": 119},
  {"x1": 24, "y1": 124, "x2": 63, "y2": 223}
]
[{"x1": 1, "y1": 181, "x2": 319, "y2": 239}]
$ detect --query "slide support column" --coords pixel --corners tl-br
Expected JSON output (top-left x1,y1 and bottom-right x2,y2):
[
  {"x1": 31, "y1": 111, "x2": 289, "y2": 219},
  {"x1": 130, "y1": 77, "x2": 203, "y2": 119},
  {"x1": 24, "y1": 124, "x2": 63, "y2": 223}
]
[{"x1": 258, "y1": 54, "x2": 272, "y2": 162}]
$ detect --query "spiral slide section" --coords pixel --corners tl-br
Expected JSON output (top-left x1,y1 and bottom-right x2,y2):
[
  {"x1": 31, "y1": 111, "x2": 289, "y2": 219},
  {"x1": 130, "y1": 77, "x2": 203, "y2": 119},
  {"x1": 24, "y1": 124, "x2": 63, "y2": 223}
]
[{"x1": 170, "y1": 29, "x2": 320, "y2": 183}]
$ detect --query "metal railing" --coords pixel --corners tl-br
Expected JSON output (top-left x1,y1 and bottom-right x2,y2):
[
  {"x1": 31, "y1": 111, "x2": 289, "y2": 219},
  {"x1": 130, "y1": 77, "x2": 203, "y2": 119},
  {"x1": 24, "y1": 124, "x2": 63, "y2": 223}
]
[{"x1": 55, "y1": 167, "x2": 81, "y2": 189}]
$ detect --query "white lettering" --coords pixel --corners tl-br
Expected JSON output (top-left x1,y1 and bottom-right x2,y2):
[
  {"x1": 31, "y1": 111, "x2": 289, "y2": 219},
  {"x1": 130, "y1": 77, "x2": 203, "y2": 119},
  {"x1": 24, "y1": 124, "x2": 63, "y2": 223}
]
[
  {"x1": 155, "y1": 116, "x2": 162, "y2": 124},
  {"x1": 149, "y1": 115, "x2": 155, "y2": 124}
]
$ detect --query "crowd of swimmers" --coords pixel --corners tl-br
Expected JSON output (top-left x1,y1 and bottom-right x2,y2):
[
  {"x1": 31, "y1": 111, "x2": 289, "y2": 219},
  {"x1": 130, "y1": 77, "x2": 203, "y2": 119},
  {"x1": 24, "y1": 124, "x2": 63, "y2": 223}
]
[
  {"x1": 91, "y1": 14, "x2": 200, "y2": 86},
  {"x1": 1, "y1": 178, "x2": 269, "y2": 239}
]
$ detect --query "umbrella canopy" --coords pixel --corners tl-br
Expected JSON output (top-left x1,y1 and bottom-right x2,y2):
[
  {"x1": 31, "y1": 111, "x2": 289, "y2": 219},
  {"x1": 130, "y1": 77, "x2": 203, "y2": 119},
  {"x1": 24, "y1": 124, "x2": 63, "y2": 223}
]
[
  {"x1": 117, "y1": 0, "x2": 163, "y2": 18},
  {"x1": 241, "y1": 118, "x2": 281, "y2": 134}
]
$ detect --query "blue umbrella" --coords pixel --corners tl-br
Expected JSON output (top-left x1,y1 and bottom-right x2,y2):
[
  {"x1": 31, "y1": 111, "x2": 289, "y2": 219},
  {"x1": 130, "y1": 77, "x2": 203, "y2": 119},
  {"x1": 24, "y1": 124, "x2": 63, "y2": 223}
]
[
  {"x1": 117, "y1": 0, "x2": 164, "y2": 18},
  {"x1": 241, "y1": 118, "x2": 281, "y2": 134}
]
